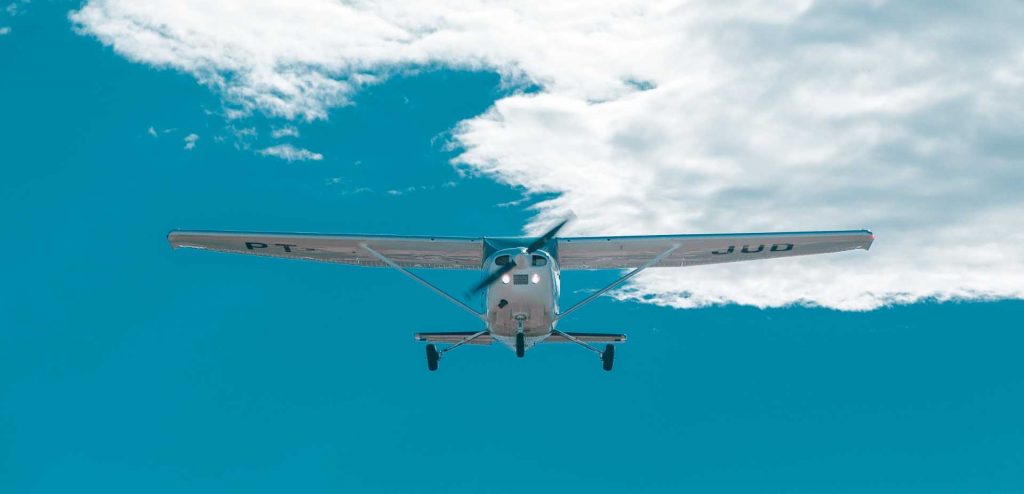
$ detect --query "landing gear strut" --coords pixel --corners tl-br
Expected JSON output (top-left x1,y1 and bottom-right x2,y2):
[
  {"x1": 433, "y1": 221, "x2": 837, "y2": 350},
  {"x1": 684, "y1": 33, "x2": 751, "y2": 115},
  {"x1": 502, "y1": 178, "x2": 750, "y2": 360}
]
[
  {"x1": 423, "y1": 330, "x2": 489, "y2": 371},
  {"x1": 551, "y1": 328, "x2": 618, "y2": 371},
  {"x1": 515, "y1": 315, "x2": 527, "y2": 358}
]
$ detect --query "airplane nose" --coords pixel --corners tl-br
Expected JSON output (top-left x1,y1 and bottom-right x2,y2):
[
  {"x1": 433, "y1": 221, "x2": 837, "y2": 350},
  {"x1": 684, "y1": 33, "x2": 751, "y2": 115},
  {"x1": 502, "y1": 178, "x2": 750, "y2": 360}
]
[{"x1": 515, "y1": 253, "x2": 529, "y2": 267}]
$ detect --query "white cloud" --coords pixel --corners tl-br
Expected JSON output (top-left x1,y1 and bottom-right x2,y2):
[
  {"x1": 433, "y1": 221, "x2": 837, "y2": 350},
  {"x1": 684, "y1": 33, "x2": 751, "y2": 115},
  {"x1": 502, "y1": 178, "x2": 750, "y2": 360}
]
[
  {"x1": 325, "y1": 177, "x2": 373, "y2": 195},
  {"x1": 147, "y1": 126, "x2": 157, "y2": 137},
  {"x1": 385, "y1": 183, "x2": 454, "y2": 196},
  {"x1": 71, "y1": 0, "x2": 1024, "y2": 310},
  {"x1": 183, "y1": 133, "x2": 198, "y2": 150},
  {"x1": 0, "y1": 26, "x2": 9, "y2": 36},
  {"x1": 271, "y1": 125, "x2": 299, "y2": 139},
  {"x1": 258, "y1": 143, "x2": 323, "y2": 162}
]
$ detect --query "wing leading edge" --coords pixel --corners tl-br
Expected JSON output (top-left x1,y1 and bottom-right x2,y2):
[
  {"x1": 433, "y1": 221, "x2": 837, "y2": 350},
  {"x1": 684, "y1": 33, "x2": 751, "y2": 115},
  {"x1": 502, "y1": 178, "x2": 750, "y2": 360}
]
[
  {"x1": 555, "y1": 230, "x2": 873, "y2": 270},
  {"x1": 169, "y1": 229, "x2": 872, "y2": 271},
  {"x1": 168, "y1": 230, "x2": 484, "y2": 269}
]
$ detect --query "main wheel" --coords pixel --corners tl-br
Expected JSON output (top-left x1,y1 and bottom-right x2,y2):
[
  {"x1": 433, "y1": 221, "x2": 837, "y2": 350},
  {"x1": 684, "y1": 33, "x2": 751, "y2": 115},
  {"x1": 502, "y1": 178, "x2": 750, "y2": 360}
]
[
  {"x1": 426, "y1": 344, "x2": 440, "y2": 371},
  {"x1": 515, "y1": 332, "x2": 525, "y2": 358},
  {"x1": 601, "y1": 344, "x2": 615, "y2": 371}
]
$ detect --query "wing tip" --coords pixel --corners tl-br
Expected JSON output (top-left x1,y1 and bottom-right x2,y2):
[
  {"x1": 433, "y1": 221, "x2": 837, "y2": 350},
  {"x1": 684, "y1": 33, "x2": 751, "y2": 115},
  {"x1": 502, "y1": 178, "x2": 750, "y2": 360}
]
[
  {"x1": 861, "y1": 229, "x2": 875, "y2": 250},
  {"x1": 167, "y1": 230, "x2": 187, "y2": 249}
]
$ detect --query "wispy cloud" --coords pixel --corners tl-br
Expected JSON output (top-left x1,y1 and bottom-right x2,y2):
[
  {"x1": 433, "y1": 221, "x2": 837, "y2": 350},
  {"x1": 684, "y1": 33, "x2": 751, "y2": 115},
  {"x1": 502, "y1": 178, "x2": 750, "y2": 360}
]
[
  {"x1": 183, "y1": 133, "x2": 198, "y2": 150},
  {"x1": 271, "y1": 125, "x2": 299, "y2": 139},
  {"x1": 386, "y1": 181, "x2": 458, "y2": 196},
  {"x1": 225, "y1": 125, "x2": 258, "y2": 150},
  {"x1": 325, "y1": 177, "x2": 373, "y2": 195},
  {"x1": 0, "y1": 26, "x2": 10, "y2": 36},
  {"x1": 258, "y1": 144, "x2": 323, "y2": 162},
  {"x1": 147, "y1": 126, "x2": 176, "y2": 137},
  {"x1": 71, "y1": 0, "x2": 1024, "y2": 310}
]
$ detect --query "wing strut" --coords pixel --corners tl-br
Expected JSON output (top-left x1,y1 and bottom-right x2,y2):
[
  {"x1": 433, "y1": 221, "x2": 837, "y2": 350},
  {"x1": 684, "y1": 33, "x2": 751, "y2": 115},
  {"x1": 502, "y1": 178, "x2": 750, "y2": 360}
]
[
  {"x1": 550, "y1": 328, "x2": 604, "y2": 355},
  {"x1": 360, "y1": 243, "x2": 485, "y2": 320},
  {"x1": 555, "y1": 244, "x2": 681, "y2": 322},
  {"x1": 438, "y1": 330, "x2": 490, "y2": 355}
]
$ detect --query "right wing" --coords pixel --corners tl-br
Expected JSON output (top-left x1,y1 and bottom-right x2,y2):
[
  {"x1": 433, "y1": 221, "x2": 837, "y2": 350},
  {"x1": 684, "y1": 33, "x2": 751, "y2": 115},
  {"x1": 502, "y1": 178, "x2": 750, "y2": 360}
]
[
  {"x1": 556, "y1": 230, "x2": 873, "y2": 270},
  {"x1": 168, "y1": 230, "x2": 484, "y2": 269}
]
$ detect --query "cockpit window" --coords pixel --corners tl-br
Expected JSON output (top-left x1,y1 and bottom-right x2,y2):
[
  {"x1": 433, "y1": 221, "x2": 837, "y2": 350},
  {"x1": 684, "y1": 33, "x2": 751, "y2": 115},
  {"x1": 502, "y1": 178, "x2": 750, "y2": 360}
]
[
  {"x1": 532, "y1": 255, "x2": 547, "y2": 266},
  {"x1": 495, "y1": 255, "x2": 511, "y2": 266}
]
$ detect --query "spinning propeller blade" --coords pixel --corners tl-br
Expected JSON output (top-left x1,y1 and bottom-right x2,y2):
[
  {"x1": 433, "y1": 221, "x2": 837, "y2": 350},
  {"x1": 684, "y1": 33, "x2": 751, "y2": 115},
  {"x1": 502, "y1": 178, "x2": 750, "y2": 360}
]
[
  {"x1": 468, "y1": 262, "x2": 516, "y2": 295},
  {"x1": 525, "y1": 216, "x2": 572, "y2": 253},
  {"x1": 467, "y1": 214, "x2": 574, "y2": 296}
]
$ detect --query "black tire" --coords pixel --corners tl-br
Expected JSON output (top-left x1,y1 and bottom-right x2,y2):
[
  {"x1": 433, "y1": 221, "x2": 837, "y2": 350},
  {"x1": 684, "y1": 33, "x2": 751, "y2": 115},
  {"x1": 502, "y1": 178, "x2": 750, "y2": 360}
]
[
  {"x1": 426, "y1": 344, "x2": 439, "y2": 371},
  {"x1": 602, "y1": 344, "x2": 615, "y2": 371},
  {"x1": 515, "y1": 333, "x2": 525, "y2": 358}
]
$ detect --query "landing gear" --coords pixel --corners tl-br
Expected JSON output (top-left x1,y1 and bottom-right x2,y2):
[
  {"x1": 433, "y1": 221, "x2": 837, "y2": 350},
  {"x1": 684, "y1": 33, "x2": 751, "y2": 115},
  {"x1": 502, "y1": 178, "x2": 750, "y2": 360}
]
[
  {"x1": 514, "y1": 315, "x2": 527, "y2": 358},
  {"x1": 550, "y1": 328, "x2": 617, "y2": 371},
  {"x1": 426, "y1": 344, "x2": 440, "y2": 371},
  {"x1": 601, "y1": 344, "x2": 614, "y2": 371},
  {"x1": 421, "y1": 330, "x2": 489, "y2": 371}
]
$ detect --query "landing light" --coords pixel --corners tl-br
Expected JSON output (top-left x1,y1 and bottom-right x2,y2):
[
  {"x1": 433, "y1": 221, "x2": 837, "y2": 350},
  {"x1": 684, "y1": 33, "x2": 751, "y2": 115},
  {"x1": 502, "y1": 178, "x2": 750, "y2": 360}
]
[
  {"x1": 531, "y1": 273, "x2": 540, "y2": 284},
  {"x1": 501, "y1": 273, "x2": 511, "y2": 284}
]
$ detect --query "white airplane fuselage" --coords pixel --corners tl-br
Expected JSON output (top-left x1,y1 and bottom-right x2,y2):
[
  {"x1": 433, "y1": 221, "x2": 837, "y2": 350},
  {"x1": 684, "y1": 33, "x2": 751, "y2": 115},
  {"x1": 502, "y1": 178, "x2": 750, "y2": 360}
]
[{"x1": 484, "y1": 248, "x2": 560, "y2": 352}]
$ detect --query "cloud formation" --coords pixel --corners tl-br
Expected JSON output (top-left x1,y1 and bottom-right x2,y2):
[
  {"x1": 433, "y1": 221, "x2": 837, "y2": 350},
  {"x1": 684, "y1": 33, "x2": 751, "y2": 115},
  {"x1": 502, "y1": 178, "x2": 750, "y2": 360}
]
[
  {"x1": 258, "y1": 143, "x2": 323, "y2": 162},
  {"x1": 72, "y1": 0, "x2": 1024, "y2": 309},
  {"x1": 271, "y1": 125, "x2": 300, "y2": 139}
]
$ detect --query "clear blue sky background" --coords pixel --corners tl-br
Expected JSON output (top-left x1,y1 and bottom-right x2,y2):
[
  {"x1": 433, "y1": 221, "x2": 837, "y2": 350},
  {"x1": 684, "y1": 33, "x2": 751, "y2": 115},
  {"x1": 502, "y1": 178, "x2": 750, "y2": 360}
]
[{"x1": 2, "y1": 4, "x2": 1023, "y2": 492}]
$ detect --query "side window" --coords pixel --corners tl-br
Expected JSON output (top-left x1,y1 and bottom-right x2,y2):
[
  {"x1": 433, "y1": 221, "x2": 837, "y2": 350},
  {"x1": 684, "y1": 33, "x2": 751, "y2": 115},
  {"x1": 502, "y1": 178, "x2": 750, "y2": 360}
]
[
  {"x1": 495, "y1": 255, "x2": 511, "y2": 266},
  {"x1": 532, "y1": 255, "x2": 547, "y2": 266}
]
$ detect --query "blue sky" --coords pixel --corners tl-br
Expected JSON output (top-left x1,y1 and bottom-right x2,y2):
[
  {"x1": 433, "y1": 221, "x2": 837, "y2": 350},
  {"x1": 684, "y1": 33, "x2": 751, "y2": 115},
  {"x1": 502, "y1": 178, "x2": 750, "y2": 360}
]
[{"x1": 3, "y1": 2, "x2": 1024, "y2": 492}]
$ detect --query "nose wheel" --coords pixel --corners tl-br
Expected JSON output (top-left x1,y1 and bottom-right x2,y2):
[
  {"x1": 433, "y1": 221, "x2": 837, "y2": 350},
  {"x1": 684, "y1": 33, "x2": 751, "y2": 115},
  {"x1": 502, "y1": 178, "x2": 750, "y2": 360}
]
[{"x1": 514, "y1": 315, "x2": 528, "y2": 358}]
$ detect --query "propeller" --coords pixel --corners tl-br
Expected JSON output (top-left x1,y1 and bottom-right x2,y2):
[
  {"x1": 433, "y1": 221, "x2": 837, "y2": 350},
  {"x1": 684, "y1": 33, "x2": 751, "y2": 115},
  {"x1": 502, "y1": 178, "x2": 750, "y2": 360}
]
[
  {"x1": 468, "y1": 261, "x2": 517, "y2": 296},
  {"x1": 525, "y1": 216, "x2": 572, "y2": 253},
  {"x1": 467, "y1": 214, "x2": 574, "y2": 296}
]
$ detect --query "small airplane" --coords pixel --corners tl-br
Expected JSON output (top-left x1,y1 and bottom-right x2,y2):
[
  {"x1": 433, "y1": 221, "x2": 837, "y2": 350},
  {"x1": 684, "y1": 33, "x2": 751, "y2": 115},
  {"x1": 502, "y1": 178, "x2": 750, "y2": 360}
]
[{"x1": 168, "y1": 218, "x2": 873, "y2": 371}]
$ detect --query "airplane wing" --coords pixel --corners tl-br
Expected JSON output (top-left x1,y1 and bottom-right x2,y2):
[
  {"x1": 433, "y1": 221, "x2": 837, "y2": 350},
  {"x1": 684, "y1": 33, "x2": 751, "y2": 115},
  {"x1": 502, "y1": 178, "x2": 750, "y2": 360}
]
[
  {"x1": 167, "y1": 230, "x2": 484, "y2": 269},
  {"x1": 555, "y1": 230, "x2": 873, "y2": 270}
]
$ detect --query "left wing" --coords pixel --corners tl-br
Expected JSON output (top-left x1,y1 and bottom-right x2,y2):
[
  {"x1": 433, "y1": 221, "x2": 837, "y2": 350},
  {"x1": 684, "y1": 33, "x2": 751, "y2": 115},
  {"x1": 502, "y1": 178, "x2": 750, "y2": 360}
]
[
  {"x1": 168, "y1": 230, "x2": 484, "y2": 269},
  {"x1": 556, "y1": 230, "x2": 873, "y2": 270}
]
